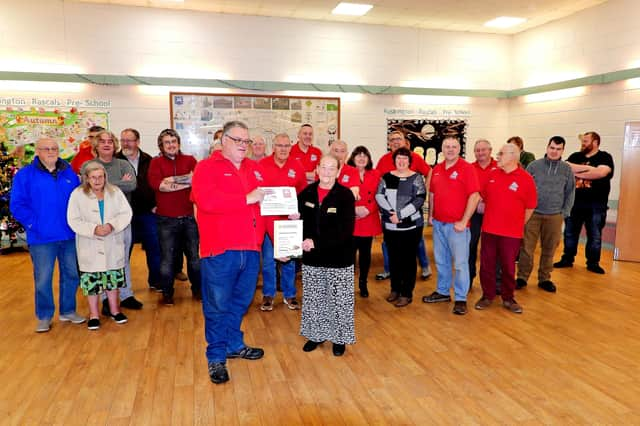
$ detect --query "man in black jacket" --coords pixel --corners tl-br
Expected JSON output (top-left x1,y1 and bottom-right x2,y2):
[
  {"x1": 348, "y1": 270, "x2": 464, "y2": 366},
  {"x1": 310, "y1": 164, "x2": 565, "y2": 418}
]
[{"x1": 118, "y1": 128, "x2": 161, "y2": 300}]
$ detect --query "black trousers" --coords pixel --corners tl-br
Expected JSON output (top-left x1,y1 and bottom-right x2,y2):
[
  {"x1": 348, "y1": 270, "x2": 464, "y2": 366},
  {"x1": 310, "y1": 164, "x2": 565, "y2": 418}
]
[
  {"x1": 384, "y1": 227, "x2": 423, "y2": 298},
  {"x1": 353, "y1": 236, "x2": 373, "y2": 289}
]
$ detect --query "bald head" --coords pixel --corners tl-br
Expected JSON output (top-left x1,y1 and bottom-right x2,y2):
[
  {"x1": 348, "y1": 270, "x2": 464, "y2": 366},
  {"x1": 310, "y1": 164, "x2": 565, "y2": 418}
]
[
  {"x1": 497, "y1": 143, "x2": 519, "y2": 171},
  {"x1": 35, "y1": 138, "x2": 60, "y2": 170},
  {"x1": 329, "y1": 140, "x2": 348, "y2": 164}
]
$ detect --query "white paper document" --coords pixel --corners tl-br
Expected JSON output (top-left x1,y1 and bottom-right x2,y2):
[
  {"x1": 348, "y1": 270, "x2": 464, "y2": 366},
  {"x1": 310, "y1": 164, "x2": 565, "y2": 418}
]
[
  {"x1": 260, "y1": 186, "x2": 298, "y2": 216},
  {"x1": 273, "y1": 220, "x2": 303, "y2": 258}
]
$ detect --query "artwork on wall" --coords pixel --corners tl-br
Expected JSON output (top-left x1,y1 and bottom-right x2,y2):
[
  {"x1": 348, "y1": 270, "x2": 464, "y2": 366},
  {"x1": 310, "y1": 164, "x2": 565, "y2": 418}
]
[
  {"x1": 387, "y1": 118, "x2": 467, "y2": 166},
  {"x1": 170, "y1": 92, "x2": 341, "y2": 160}
]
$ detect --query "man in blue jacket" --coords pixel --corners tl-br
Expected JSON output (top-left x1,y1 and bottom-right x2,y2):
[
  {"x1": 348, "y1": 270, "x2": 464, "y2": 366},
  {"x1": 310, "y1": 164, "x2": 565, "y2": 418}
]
[{"x1": 10, "y1": 137, "x2": 85, "y2": 332}]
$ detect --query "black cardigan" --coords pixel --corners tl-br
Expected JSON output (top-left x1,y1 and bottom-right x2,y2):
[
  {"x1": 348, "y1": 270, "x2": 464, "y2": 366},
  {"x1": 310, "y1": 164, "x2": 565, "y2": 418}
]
[
  {"x1": 116, "y1": 150, "x2": 156, "y2": 215},
  {"x1": 298, "y1": 181, "x2": 355, "y2": 268}
]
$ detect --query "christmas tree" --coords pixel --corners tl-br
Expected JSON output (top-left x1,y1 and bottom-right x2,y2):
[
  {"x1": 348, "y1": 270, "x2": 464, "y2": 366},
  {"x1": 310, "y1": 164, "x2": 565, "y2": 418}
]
[{"x1": 0, "y1": 142, "x2": 27, "y2": 253}]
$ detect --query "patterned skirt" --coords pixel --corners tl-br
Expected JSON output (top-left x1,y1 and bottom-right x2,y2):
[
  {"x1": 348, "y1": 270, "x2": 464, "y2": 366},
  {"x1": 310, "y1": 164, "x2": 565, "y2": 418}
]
[
  {"x1": 80, "y1": 268, "x2": 126, "y2": 296},
  {"x1": 300, "y1": 264, "x2": 356, "y2": 345}
]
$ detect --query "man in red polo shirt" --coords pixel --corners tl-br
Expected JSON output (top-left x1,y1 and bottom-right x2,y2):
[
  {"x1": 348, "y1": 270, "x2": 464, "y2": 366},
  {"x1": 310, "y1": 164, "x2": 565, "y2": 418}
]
[
  {"x1": 290, "y1": 124, "x2": 323, "y2": 184},
  {"x1": 330, "y1": 139, "x2": 360, "y2": 195},
  {"x1": 258, "y1": 133, "x2": 307, "y2": 312},
  {"x1": 475, "y1": 143, "x2": 537, "y2": 314},
  {"x1": 469, "y1": 139, "x2": 498, "y2": 289},
  {"x1": 422, "y1": 137, "x2": 480, "y2": 315},
  {"x1": 375, "y1": 130, "x2": 432, "y2": 281}
]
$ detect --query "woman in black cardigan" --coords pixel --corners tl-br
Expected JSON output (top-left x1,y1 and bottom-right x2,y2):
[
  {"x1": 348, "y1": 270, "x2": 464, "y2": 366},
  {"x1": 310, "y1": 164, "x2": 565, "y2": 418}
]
[{"x1": 298, "y1": 155, "x2": 356, "y2": 356}]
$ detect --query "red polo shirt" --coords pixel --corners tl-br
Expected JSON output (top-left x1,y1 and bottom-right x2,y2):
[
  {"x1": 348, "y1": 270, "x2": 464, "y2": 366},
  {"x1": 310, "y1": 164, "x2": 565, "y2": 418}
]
[
  {"x1": 472, "y1": 159, "x2": 498, "y2": 189},
  {"x1": 376, "y1": 151, "x2": 431, "y2": 176},
  {"x1": 481, "y1": 167, "x2": 537, "y2": 238},
  {"x1": 430, "y1": 158, "x2": 480, "y2": 224},
  {"x1": 337, "y1": 164, "x2": 360, "y2": 189},
  {"x1": 290, "y1": 143, "x2": 323, "y2": 173}
]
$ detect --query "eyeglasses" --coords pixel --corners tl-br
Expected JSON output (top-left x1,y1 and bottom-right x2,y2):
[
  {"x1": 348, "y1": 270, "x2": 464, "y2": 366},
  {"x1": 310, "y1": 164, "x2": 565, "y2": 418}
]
[
  {"x1": 37, "y1": 147, "x2": 59, "y2": 153},
  {"x1": 225, "y1": 134, "x2": 253, "y2": 146},
  {"x1": 389, "y1": 137, "x2": 403, "y2": 142},
  {"x1": 121, "y1": 139, "x2": 138, "y2": 143},
  {"x1": 274, "y1": 144, "x2": 291, "y2": 149}
]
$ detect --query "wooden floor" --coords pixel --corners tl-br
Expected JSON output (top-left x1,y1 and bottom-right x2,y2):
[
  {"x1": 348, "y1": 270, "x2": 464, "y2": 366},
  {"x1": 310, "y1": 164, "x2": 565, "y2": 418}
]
[{"x1": 2, "y1": 232, "x2": 640, "y2": 425}]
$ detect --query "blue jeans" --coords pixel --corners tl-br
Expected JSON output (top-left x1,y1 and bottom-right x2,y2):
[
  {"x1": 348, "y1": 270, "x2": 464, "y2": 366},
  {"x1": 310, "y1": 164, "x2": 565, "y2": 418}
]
[
  {"x1": 261, "y1": 234, "x2": 297, "y2": 299},
  {"x1": 201, "y1": 250, "x2": 260, "y2": 363},
  {"x1": 29, "y1": 239, "x2": 79, "y2": 320},
  {"x1": 157, "y1": 215, "x2": 201, "y2": 297},
  {"x1": 561, "y1": 205, "x2": 607, "y2": 265},
  {"x1": 432, "y1": 219, "x2": 471, "y2": 301},
  {"x1": 131, "y1": 212, "x2": 161, "y2": 286},
  {"x1": 381, "y1": 236, "x2": 430, "y2": 272}
]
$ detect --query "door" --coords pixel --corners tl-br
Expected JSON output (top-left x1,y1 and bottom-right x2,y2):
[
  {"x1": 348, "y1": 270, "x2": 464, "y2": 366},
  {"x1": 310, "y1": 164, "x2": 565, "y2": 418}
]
[{"x1": 614, "y1": 121, "x2": 640, "y2": 262}]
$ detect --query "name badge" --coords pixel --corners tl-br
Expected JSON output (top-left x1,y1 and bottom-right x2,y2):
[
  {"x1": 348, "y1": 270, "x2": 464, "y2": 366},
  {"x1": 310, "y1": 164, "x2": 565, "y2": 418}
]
[
  {"x1": 305, "y1": 201, "x2": 315, "y2": 208},
  {"x1": 327, "y1": 207, "x2": 337, "y2": 213}
]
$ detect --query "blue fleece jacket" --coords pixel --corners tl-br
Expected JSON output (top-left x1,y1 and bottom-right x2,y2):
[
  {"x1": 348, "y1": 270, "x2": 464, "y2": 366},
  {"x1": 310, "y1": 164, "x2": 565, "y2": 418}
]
[{"x1": 10, "y1": 157, "x2": 80, "y2": 245}]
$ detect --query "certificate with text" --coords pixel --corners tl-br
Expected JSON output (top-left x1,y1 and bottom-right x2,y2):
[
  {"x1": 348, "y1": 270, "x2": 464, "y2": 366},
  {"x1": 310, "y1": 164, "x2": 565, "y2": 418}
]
[
  {"x1": 273, "y1": 220, "x2": 303, "y2": 258},
  {"x1": 260, "y1": 186, "x2": 298, "y2": 216}
]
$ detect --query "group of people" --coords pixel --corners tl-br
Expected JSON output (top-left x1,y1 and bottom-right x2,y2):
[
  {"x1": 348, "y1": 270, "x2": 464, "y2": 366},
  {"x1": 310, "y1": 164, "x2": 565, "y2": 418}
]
[{"x1": 10, "y1": 119, "x2": 613, "y2": 385}]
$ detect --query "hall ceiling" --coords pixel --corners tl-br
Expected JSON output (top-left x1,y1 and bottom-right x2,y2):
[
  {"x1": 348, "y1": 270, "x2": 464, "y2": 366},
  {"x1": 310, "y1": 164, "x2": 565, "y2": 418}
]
[{"x1": 73, "y1": 0, "x2": 608, "y2": 34}]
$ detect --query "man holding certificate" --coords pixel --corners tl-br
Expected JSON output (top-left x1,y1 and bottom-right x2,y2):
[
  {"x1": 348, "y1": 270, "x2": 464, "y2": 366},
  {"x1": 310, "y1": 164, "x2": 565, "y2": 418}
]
[{"x1": 258, "y1": 133, "x2": 307, "y2": 312}]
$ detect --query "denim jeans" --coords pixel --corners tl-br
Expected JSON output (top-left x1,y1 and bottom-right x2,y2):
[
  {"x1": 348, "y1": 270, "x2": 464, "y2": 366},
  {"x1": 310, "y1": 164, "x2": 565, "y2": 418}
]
[
  {"x1": 29, "y1": 239, "x2": 79, "y2": 320},
  {"x1": 201, "y1": 250, "x2": 260, "y2": 363},
  {"x1": 131, "y1": 212, "x2": 161, "y2": 286},
  {"x1": 561, "y1": 205, "x2": 607, "y2": 265},
  {"x1": 261, "y1": 234, "x2": 297, "y2": 299},
  {"x1": 381, "y1": 235, "x2": 430, "y2": 273},
  {"x1": 157, "y1": 215, "x2": 201, "y2": 297},
  {"x1": 432, "y1": 219, "x2": 471, "y2": 301}
]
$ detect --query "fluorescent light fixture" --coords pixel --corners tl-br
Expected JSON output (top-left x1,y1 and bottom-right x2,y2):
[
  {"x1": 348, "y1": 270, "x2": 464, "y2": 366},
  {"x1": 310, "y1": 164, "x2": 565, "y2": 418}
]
[
  {"x1": 484, "y1": 16, "x2": 526, "y2": 28},
  {"x1": 524, "y1": 87, "x2": 586, "y2": 103},
  {"x1": 138, "y1": 86, "x2": 231, "y2": 95},
  {"x1": 0, "y1": 81, "x2": 86, "y2": 93},
  {"x1": 401, "y1": 95, "x2": 470, "y2": 105},
  {"x1": 332, "y1": 2, "x2": 373, "y2": 16},
  {"x1": 284, "y1": 90, "x2": 362, "y2": 102}
]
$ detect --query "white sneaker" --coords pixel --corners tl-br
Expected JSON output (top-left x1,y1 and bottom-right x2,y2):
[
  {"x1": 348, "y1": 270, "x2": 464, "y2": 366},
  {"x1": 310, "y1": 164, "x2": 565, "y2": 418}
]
[
  {"x1": 421, "y1": 266, "x2": 432, "y2": 280},
  {"x1": 35, "y1": 319, "x2": 52, "y2": 333},
  {"x1": 60, "y1": 312, "x2": 86, "y2": 324}
]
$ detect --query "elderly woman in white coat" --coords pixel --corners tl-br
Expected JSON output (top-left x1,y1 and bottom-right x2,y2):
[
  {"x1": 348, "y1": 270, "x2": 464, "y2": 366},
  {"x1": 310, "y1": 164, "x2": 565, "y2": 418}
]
[{"x1": 67, "y1": 161, "x2": 133, "y2": 330}]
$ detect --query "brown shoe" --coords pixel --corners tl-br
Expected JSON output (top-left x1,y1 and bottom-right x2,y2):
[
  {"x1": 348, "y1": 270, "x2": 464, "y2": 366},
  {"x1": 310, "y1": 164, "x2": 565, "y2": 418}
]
[
  {"x1": 503, "y1": 299, "x2": 523, "y2": 314},
  {"x1": 474, "y1": 297, "x2": 492, "y2": 310},
  {"x1": 394, "y1": 296, "x2": 412, "y2": 307},
  {"x1": 260, "y1": 296, "x2": 274, "y2": 311},
  {"x1": 386, "y1": 291, "x2": 399, "y2": 303},
  {"x1": 452, "y1": 301, "x2": 467, "y2": 315},
  {"x1": 175, "y1": 271, "x2": 188, "y2": 281},
  {"x1": 161, "y1": 294, "x2": 174, "y2": 306},
  {"x1": 284, "y1": 297, "x2": 301, "y2": 310}
]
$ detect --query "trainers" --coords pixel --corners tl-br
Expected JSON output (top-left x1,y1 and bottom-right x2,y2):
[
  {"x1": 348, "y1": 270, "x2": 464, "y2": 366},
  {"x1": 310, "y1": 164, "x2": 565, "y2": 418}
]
[
  {"x1": 260, "y1": 296, "x2": 274, "y2": 311},
  {"x1": 284, "y1": 297, "x2": 301, "y2": 310},
  {"x1": 111, "y1": 312, "x2": 128, "y2": 324},
  {"x1": 332, "y1": 343, "x2": 346, "y2": 356},
  {"x1": 538, "y1": 280, "x2": 557, "y2": 293},
  {"x1": 35, "y1": 319, "x2": 52, "y2": 333},
  {"x1": 452, "y1": 301, "x2": 468, "y2": 315},
  {"x1": 87, "y1": 318, "x2": 100, "y2": 330},
  {"x1": 59, "y1": 312, "x2": 86, "y2": 324},
  {"x1": 502, "y1": 299, "x2": 523, "y2": 314},
  {"x1": 227, "y1": 346, "x2": 264, "y2": 360},
  {"x1": 586, "y1": 264, "x2": 605, "y2": 274},
  {"x1": 515, "y1": 278, "x2": 528, "y2": 289},
  {"x1": 474, "y1": 297, "x2": 492, "y2": 310},
  {"x1": 175, "y1": 271, "x2": 188, "y2": 281},
  {"x1": 149, "y1": 284, "x2": 163, "y2": 293},
  {"x1": 303, "y1": 340, "x2": 323, "y2": 352},
  {"x1": 375, "y1": 271, "x2": 390, "y2": 280},
  {"x1": 162, "y1": 294, "x2": 174, "y2": 306},
  {"x1": 120, "y1": 296, "x2": 143, "y2": 310},
  {"x1": 386, "y1": 291, "x2": 399, "y2": 303},
  {"x1": 553, "y1": 259, "x2": 573, "y2": 268},
  {"x1": 208, "y1": 362, "x2": 229, "y2": 384},
  {"x1": 421, "y1": 266, "x2": 432, "y2": 280},
  {"x1": 101, "y1": 301, "x2": 111, "y2": 317},
  {"x1": 394, "y1": 296, "x2": 412, "y2": 307},
  {"x1": 422, "y1": 291, "x2": 451, "y2": 303}
]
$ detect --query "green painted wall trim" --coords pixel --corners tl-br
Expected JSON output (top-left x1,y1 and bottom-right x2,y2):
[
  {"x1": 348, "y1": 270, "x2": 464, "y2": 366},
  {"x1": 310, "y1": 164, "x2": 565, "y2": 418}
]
[{"x1": 2, "y1": 67, "x2": 640, "y2": 98}]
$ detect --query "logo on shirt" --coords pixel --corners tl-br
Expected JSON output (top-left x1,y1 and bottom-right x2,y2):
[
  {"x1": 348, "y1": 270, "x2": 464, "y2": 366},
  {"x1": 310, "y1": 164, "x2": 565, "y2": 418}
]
[
  {"x1": 310, "y1": 154, "x2": 318, "y2": 161},
  {"x1": 342, "y1": 175, "x2": 350, "y2": 183},
  {"x1": 509, "y1": 181, "x2": 519, "y2": 192},
  {"x1": 450, "y1": 171, "x2": 459, "y2": 180},
  {"x1": 254, "y1": 171, "x2": 264, "y2": 181},
  {"x1": 224, "y1": 173, "x2": 232, "y2": 176},
  {"x1": 287, "y1": 169, "x2": 296, "y2": 178}
]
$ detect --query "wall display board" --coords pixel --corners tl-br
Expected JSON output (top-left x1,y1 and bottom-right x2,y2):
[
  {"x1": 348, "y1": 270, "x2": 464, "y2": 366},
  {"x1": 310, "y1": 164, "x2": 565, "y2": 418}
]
[
  {"x1": 386, "y1": 118, "x2": 467, "y2": 166},
  {"x1": 170, "y1": 92, "x2": 340, "y2": 159},
  {"x1": 0, "y1": 107, "x2": 109, "y2": 165}
]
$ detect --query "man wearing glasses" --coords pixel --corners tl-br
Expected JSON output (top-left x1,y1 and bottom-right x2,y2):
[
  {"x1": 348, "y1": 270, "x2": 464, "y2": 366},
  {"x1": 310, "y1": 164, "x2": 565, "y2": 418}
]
[
  {"x1": 290, "y1": 124, "x2": 322, "y2": 184},
  {"x1": 192, "y1": 121, "x2": 266, "y2": 384},
  {"x1": 148, "y1": 129, "x2": 201, "y2": 305},
  {"x1": 11, "y1": 138, "x2": 85, "y2": 332}
]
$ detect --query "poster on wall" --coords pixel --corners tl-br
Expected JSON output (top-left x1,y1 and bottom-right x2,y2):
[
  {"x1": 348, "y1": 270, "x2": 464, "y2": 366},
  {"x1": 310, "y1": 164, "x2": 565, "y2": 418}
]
[
  {"x1": 387, "y1": 119, "x2": 467, "y2": 166},
  {"x1": 170, "y1": 92, "x2": 340, "y2": 159},
  {"x1": 0, "y1": 107, "x2": 109, "y2": 165}
]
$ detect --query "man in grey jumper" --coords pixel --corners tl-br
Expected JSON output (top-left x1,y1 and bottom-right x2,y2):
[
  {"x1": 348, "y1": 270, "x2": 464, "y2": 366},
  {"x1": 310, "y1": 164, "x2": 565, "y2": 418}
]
[{"x1": 516, "y1": 136, "x2": 575, "y2": 293}]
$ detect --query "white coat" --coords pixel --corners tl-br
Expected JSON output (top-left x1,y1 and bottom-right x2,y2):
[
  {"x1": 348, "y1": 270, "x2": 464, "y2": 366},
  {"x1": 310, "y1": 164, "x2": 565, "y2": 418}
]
[{"x1": 67, "y1": 185, "x2": 132, "y2": 273}]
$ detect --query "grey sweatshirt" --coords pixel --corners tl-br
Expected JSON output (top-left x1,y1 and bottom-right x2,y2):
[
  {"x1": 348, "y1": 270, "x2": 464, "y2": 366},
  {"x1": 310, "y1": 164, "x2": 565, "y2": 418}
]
[{"x1": 525, "y1": 156, "x2": 575, "y2": 217}]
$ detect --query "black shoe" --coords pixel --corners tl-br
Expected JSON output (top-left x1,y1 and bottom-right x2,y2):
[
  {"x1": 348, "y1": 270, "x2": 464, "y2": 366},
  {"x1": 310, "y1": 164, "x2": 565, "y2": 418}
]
[
  {"x1": 192, "y1": 289, "x2": 202, "y2": 301},
  {"x1": 208, "y1": 362, "x2": 229, "y2": 384},
  {"x1": 554, "y1": 259, "x2": 573, "y2": 268},
  {"x1": 120, "y1": 296, "x2": 143, "y2": 310},
  {"x1": 332, "y1": 343, "x2": 346, "y2": 356},
  {"x1": 162, "y1": 294, "x2": 174, "y2": 306},
  {"x1": 87, "y1": 318, "x2": 100, "y2": 330},
  {"x1": 175, "y1": 271, "x2": 188, "y2": 281},
  {"x1": 149, "y1": 284, "x2": 163, "y2": 293},
  {"x1": 422, "y1": 291, "x2": 451, "y2": 303},
  {"x1": 515, "y1": 278, "x2": 528, "y2": 290},
  {"x1": 101, "y1": 301, "x2": 111, "y2": 317},
  {"x1": 227, "y1": 346, "x2": 264, "y2": 360},
  {"x1": 111, "y1": 312, "x2": 128, "y2": 324},
  {"x1": 303, "y1": 340, "x2": 323, "y2": 352},
  {"x1": 538, "y1": 280, "x2": 557, "y2": 292},
  {"x1": 452, "y1": 301, "x2": 468, "y2": 315},
  {"x1": 359, "y1": 287, "x2": 369, "y2": 298},
  {"x1": 586, "y1": 264, "x2": 605, "y2": 274}
]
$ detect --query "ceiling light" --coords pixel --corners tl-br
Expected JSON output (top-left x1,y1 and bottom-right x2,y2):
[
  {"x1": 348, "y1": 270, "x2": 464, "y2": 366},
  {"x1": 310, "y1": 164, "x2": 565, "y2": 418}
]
[
  {"x1": 483, "y1": 16, "x2": 526, "y2": 29},
  {"x1": 332, "y1": 2, "x2": 373, "y2": 16}
]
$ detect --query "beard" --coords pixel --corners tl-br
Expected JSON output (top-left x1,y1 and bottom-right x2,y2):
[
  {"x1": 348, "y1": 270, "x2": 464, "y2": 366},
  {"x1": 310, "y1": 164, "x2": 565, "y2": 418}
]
[
  {"x1": 122, "y1": 148, "x2": 136, "y2": 157},
  {"x1": 580, "y1": 143, "x2": 593, "y2": 153}
]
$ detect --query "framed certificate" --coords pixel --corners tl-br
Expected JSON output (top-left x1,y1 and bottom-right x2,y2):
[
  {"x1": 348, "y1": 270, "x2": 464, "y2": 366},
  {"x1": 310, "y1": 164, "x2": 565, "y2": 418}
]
[
  {"x1": 260, "y1": 186, "x2": 298, "y2": 216},
  {"x1": 273, "y1": 220, "x2": 303, "y2": 258}
]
